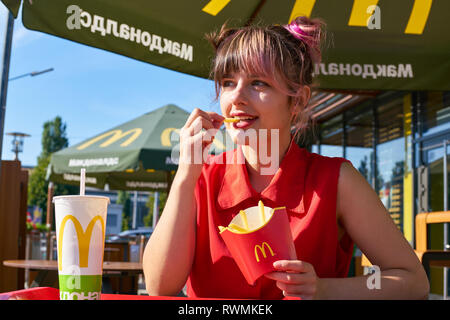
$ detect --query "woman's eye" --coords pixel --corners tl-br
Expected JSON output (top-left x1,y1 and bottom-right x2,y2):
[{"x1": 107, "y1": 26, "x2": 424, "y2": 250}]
[
  {"x1": 252, "y1": 80, "x2": 268, "y2": 87},
  {"x1": 221, "y1": 80, "x2": 234, "y2": 87}
]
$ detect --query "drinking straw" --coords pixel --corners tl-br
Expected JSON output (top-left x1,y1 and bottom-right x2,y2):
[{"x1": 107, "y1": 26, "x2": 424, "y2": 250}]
[{"x1": 80, "y1": 168, "x2": 86, "y2": 196}]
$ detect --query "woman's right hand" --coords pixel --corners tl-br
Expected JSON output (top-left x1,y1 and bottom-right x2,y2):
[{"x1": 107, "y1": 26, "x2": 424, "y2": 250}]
[{"x1": 177, "y1": 108, "x2": 224, "y2": 181}]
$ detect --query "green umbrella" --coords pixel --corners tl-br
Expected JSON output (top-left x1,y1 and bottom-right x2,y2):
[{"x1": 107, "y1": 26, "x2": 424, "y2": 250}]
[
  {"x1": 2, "y1": 0, "x2": 450, "y2": 90},
  {"x1": 47, "y1": 104, "x2": 234, "y2": 191}
]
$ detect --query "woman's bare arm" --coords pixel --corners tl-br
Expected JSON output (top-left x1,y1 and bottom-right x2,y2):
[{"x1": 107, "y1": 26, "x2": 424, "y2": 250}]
[
  {"x1": 142, "y1": 172, "x2": 197, "y2": 296},
  {"x1": 317, "y1": 162, "x2": 429, "y2": 299}
]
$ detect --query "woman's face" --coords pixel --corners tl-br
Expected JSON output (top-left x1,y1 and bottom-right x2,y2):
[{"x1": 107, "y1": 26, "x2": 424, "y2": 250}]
[{"x1": 219, "y1": 71, "x2": 294, "y2": 145}]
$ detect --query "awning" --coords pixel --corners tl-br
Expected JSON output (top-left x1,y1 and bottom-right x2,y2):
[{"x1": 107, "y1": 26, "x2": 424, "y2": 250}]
[{"x1": 2, "y1": 0, "x2": 449, "y2": 91}]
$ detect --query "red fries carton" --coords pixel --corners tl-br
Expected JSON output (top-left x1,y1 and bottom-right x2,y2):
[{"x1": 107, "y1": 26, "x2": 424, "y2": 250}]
[{"x1": 219, "y1": 201, "x2": 297, "y2": 285}]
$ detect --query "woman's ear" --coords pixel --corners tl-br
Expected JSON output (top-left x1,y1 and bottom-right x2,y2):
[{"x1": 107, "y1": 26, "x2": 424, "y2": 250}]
[
  {"x1": 290, "y1": 85, "x2": 311, "y2": 119},
  {"x1": 301, "y1": 85, "x2": 311, "y2": 107}
]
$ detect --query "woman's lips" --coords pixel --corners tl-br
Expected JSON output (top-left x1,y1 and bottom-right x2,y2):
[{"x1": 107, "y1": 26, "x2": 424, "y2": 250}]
[{"x1": 232, "y1": 118, "x2": 258, "y2": 129}]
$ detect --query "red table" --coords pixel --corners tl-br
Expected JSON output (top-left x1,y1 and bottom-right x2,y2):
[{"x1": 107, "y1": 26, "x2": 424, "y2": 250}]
[{"x1": 0, "y1": 287, "x2": 211, "y2": 300}]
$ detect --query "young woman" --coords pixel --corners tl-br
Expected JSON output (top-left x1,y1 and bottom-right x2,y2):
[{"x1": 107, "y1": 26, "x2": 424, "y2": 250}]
[{"x1": 143, "y1": 16, "x2": 429, "y2": 300}]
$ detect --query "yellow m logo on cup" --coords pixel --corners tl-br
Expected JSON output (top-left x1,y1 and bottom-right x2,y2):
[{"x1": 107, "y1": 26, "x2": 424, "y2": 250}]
[
  {"x1": 254, "y1": 242, "x2": 275, "y2": 262},
  {"x1": 76, "y1": 128, "x2": 142, "y2": 150},
  {"x1": 57, "y1": 215, "x2": 105, "y2": 271}
]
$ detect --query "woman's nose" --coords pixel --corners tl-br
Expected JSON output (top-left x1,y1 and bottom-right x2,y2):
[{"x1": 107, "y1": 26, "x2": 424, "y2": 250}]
[{"x1": 229, "y1": 84, "x2": 248, "y2": 106}]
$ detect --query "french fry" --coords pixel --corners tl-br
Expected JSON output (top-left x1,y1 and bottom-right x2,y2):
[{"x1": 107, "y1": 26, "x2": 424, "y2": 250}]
[
  {"x1": 218, "y1": 226, "x2": 226, "y2": 233},
  {"x1": 224, "y1": 118, "x2": 240, "y2": 123},
  {"x1": 258, "y1": 200, "x2": 266, "y2": 224},
  {"x1": 229, "y1": 223, "x2": 247, "y2": 233},
  {"x1": 239, "y1": 210, "x2": 249, "y2": 230}
]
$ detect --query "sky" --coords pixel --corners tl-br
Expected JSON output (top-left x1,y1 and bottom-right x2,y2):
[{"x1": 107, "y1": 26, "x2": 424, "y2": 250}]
[{"x1": 0, "y1": 5, "x2": 219, "y2": 167}]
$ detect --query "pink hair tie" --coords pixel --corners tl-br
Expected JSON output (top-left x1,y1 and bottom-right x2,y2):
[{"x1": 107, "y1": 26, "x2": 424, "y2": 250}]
[
  {"x1": 283, "y1": 21, "x2": 321, "y2": 64},
  {"x1": 284, "y1": 21, "x2": 310, "y2": 45}
]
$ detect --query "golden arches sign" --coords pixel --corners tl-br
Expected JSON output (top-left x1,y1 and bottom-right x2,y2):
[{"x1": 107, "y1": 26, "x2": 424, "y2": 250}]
[
  {"x1": 57, "y1": 215, "x2": 105, "y2": 271},
  {"x1": 161, "y1": 128, "x2": 180, "y2": 147},
  {"x1": 75, "y1": 127, "x2": 227, "y2": 150},
  {"x1": 77, "y1": 128, "x2": 142, "y2": 150},
  {"x1": 254, "y1": 242, "x2": 275, "y2": 262},
  {"x1": 202, "y1": 0, "x2": 432, "y2": 35}
]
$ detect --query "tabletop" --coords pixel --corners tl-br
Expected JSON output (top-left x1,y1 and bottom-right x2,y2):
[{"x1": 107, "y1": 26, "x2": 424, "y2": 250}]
[{"x1": 3, "y1": 260, "x2": 142, "y2": 271}]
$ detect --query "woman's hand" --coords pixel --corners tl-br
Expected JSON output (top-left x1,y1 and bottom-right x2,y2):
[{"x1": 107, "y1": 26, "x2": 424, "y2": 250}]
[
  {"x1": 177, "y1": 108, "x2": 224, "y2": 181},
  {"x1": 264, "y1": 260, "x2": 320, "y2": 300}
]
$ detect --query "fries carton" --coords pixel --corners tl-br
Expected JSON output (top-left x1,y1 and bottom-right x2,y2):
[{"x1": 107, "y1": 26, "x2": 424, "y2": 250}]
[{"x1": 219, "y1": 201, "x2": 297, "y2": 285}]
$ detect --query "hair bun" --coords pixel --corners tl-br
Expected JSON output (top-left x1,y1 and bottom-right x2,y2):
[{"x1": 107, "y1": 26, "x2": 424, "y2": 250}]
[
  {"x1": 284, "y1": 16, "x2": 325, "y2": 65},
  {"x1": 205, "y1": 23, "x2": 239, "y2": 52}
]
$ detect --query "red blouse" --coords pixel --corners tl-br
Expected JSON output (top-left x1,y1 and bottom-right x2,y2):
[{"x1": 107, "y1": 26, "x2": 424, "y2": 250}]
[{"x1": 186, "y1": 140, "x2": 354, "y2": 299}]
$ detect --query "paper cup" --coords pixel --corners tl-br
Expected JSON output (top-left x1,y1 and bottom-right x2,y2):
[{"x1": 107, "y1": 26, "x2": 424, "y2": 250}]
[
  {"x1": 53, "y1": 195, "x2": 110, "y2": 300},
  {"x1": 220, "y1": 206, "x2": 297, "y2": 285}
]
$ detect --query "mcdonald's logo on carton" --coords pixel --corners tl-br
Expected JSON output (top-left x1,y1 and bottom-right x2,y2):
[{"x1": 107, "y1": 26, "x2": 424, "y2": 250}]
[
  {"x1": 219, "y1": 205, "x2": 297, "y2": 285},
  {"x1": 254, "y1": 242, "x2": 275, "y2": 262}
]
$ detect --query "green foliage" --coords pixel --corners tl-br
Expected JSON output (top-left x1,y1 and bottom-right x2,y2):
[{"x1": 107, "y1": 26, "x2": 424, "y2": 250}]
[
  {"x1": 28, "y1": 155, "x2": 51, "y2": 212},
  {"x1": 144, "y1": 191, "x2": 168, "y2": 227},
  {"x1": 41, "y1": 116, "x2": 69, "y2": 157},
  {"x1": 26, "y1": 221, "x2": 49, "y2": 232},
  {"x1": 117, "y1": 190, "x2": 131, "y2": 231},
  {"x1": 27, "y1": 116, "x2": 77, "y2": 224}
]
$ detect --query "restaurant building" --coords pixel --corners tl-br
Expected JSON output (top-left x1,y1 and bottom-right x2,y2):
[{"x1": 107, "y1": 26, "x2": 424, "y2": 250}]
[{"x1": 305, "y1": 89, "x2": 450, "y2": 297}]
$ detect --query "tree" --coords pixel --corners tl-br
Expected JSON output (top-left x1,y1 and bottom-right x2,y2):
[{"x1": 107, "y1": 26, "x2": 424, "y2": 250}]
[
  {"x1": 41, "y1": 116, "x2": 69, "y2": 157},
  {"x1": 28, "y1": 116, "x2": 77, "y2": 225},
  {"x1": 144, "y1": 191, "x2": 168, "y2": 227},
  {"x1": 117, "y1": 190, "x2": 131, "y2": 231},
  {"x1": 357, "y1": 155, "x2": 370, "y2": 182}
]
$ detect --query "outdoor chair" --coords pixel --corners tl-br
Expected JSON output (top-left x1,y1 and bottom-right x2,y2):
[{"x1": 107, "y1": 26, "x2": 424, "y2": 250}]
[
  {"x1": 414, "y1": 211, "x2": 450, "y2": 279},
  {"x1": 361, "y1": 211, "x2": 450, "y2": 297}
]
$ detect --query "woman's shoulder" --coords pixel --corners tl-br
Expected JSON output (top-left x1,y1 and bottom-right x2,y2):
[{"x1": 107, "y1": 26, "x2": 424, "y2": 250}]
[{"x1": 304, "y1": 149, "x2": 351, "y2": 170}]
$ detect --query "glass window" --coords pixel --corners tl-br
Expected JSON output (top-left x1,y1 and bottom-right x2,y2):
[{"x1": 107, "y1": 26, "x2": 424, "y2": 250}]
[
  {"x1": 106, "y1": 214, "x2": 117, "y2": 227},
  {"x1": 422, "y1": 91, "x2": 450, "y2": 136},
  {"x1": 320, "y1": 114, "x2": 343, "y2": 157},
  {"x1": 376, "y1": 97, "x2": 405, "y2": 232},
  {"x1": 345, "y1": 104, "x2": 373, "y2": 184}
]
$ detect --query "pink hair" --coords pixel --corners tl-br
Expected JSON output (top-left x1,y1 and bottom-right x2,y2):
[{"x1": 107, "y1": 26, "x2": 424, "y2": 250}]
[{"x1": 206, "y1": 16, "x2": 326, "y2": 142}]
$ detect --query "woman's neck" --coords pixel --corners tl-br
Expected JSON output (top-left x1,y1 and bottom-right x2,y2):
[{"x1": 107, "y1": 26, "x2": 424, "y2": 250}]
[{"x1": 241, "y1": 131, "x2": 292, "y2": 188}]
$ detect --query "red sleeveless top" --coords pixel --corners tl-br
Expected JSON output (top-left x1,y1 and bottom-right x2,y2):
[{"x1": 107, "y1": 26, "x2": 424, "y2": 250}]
[{"x1": 186, "y1": 141, "x2": 353, "y2": 299}]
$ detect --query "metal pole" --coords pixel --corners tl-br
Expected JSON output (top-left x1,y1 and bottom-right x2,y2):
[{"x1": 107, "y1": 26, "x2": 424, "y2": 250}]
[
  {"x1": 152, "y1": 191, "x2": 159, "y2": 228},
  {"x1": 9, "y1": 67, "x2": 54, "y2": 81},
  {"x1": 0, "y1": 11, "x2": 14, "y2": 180},
  {"x1": 444, "y1": 140, "x2": 448, "y2": 299},
  {"x1": 372, "y1": 102, "x2": 378, "y2": 191},
  {"x1": 132, "y1": 191, "x2": 138, "y2": 229},
  {"x1": 342, "y1": 112, "x2": 347, "y2": 159}
]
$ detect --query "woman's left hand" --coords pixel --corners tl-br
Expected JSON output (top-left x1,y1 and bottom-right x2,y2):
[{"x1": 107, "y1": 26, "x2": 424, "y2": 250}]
[{"x1": 264, "y1": 260, "x2": 320, "y2": 300}]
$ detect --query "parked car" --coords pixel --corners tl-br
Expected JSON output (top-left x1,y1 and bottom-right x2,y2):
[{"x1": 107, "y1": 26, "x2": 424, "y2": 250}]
[{"x1": 106, "y1": 227, "x2": 153, "y2": 243}]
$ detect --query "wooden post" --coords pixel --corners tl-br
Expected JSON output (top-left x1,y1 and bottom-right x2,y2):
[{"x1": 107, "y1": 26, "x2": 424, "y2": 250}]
[
  {"x1": 0, "y1": 161, "x2": 24, "y2": 291},
  {"x1": 46, "y1": 182, "x2": 54, "y2": 260}
]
